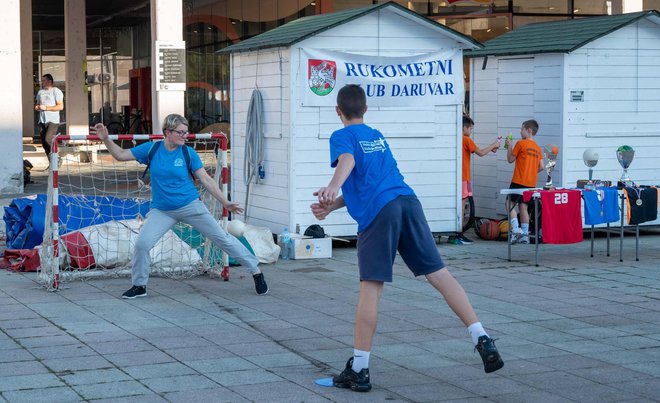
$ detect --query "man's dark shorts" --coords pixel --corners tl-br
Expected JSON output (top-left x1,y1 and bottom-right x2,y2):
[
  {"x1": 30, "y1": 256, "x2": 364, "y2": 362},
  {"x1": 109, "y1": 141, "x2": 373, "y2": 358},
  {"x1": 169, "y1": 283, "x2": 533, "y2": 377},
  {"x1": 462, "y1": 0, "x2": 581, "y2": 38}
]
[
  {"x1": 507, "y1": 182, "x2": 529, "y2": 204},
  {"x1": 357, "y1": 195, "x2": 444, "y2": 282},
  {"x1": 39, "y1": 122, "x2": 60, "y2": 155}
]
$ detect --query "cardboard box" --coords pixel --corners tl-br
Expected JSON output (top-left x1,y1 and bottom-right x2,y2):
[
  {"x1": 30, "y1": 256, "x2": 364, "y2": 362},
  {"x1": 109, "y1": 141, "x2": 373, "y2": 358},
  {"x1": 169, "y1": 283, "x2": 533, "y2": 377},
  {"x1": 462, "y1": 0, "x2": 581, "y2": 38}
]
[
  {"x1": 278, "y1": 234, "x2": 332, "y2": 260},
  {"x1": 292, "y1": 236, "x2": 332, "y2": 259},
  {"x1": 277, "y1": 234, "x2": 332, "y2": 259}
]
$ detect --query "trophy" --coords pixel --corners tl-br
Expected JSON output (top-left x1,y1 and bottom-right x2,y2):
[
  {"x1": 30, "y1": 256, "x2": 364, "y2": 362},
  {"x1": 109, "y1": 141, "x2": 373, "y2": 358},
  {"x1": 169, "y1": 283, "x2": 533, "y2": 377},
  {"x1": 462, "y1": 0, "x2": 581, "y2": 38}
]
[
  {"x1": 582, "y1": 148, "x2": 599, "y2": 190},
  {"x1": 543, "y1": 144, "x2": 559, "y2": 190},
  {"x1": 616, "y1": 145, "x2": 635, "y2": 187}
]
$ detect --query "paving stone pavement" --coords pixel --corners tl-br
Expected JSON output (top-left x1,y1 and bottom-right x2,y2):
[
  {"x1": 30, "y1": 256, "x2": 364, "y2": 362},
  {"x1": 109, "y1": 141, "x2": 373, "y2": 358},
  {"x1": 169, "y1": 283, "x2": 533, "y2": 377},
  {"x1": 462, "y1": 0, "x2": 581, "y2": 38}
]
[{"x1": 1, "y1": 176, "x2": 660, "y2": 402}]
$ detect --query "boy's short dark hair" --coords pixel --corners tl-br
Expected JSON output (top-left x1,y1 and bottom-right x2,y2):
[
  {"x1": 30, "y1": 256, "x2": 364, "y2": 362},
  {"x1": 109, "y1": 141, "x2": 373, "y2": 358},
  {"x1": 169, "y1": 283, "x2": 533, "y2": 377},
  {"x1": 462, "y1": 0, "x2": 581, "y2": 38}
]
[
  {"x1": 337, "y1": 84, "x2": 367, "y2": 120},
  {"x1": 522, "y1": 119, "x2": 539, "y2": 135},
  {"x1": 42, "y1": 74, "x2": 54, "y2": 83},
  {"x1": 463, "y1": 115, "x2": 474, "y2": 127}
]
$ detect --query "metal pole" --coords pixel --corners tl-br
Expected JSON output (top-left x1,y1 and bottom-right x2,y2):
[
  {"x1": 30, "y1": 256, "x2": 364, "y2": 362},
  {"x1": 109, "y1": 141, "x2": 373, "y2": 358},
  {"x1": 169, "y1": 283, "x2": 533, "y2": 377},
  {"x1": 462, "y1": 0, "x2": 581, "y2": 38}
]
[
  {"x1": 636, "y1": 224, "x2": 639, "y2": 261},
  {"x1": 534, "y1": 194, "x2": 539, "y2": 267},
  {"x1": 507, "y1": 195, "x2": 512, "y2": 261},
  {"x1": 620, "y1": 193, "x2": 624, "y2": 262},
  {"x1": 606, "y1": 222, "x2": 610, "y2": 256}
]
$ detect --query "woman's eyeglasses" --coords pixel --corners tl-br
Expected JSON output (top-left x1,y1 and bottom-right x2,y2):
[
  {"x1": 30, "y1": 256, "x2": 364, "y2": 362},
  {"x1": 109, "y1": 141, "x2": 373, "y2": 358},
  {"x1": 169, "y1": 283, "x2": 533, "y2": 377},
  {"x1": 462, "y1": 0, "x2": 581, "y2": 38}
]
[{"x1": 170, "y1": 129, "x2": 189, "y2": 137}]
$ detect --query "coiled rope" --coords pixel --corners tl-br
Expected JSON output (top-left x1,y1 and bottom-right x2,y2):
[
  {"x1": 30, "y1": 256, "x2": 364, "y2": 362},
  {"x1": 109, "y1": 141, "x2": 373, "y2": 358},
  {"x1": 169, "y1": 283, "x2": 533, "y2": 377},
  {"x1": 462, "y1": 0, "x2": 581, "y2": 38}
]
[{"x1": 243, "y1": 89, "x2": 264, "y2": 220}]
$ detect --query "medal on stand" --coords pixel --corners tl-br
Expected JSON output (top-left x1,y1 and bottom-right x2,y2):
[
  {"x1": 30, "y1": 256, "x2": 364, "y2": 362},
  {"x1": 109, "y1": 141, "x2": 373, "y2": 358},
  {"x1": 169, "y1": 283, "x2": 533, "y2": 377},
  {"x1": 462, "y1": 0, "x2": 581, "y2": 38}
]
[
  {"x1": 632, "y1": 187, "x2": 642, "y2": 206},
  {"x1": 597, "y1": 189, "x2": 604, "y2": 216}
]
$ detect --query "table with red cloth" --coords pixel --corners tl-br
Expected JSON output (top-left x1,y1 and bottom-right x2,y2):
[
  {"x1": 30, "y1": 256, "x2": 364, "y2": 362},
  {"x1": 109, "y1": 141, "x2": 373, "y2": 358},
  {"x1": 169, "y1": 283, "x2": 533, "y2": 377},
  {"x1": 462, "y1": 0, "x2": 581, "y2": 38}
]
[
  {"x1": 500, "y1": 188, "x2": 583, "y2": 266},
  {"x1": 502, "y1": 187, "x2": 656, "y2": 265}
]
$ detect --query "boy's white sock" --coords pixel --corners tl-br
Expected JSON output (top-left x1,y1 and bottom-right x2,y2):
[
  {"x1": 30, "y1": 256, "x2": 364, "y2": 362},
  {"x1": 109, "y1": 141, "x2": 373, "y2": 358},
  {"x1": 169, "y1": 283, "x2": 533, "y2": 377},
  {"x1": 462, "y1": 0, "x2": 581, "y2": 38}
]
[
  {"x1": 251, "y1": 267, "x2": 261, "y2": 275},
  {"x1": 467, "y1": 322, "x2": 488, "y2": 345},
  {"x1": 352, "y1": 349, "x2": 370, "y2": 372},
  {"x1": 521, "y1": 223, "x2": 529, "y2": 235},
  {"x1": 510, "y1": 218, "x2": 520, "y2": 231}
]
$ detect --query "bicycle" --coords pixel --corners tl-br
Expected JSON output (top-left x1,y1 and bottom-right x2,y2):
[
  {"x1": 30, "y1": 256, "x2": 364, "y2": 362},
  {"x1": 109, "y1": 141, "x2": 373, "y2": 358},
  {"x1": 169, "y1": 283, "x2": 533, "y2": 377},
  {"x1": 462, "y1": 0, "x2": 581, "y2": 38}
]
[
  {"x1": 105, "y1": 109, "x2": 152, "y2": 134},
  {"x1": 188, "y1": 112, "x2": 224, "y2": 133}
]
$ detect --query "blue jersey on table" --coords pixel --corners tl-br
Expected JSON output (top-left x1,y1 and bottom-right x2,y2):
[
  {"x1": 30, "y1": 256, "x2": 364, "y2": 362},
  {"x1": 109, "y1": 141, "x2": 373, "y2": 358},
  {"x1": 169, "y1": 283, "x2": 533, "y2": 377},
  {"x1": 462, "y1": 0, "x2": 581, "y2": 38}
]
[{"x1": 583, "y1": 187, "x2": 619, "y2": 225}]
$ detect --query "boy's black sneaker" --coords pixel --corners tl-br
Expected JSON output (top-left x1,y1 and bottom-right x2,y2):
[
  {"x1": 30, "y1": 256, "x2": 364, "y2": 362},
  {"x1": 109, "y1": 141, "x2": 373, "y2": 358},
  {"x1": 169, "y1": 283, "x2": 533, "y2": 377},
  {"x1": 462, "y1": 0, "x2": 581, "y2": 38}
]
[
  {"x1": 458, "y1": 234, "x2": 474, "y2": 244},
  {"x1": 253, "y1": 273, "x2": 269, "y2": 295},
  {"x1": 475, "y1": 335, "x2": 504, "y2": 373},
  {"x1": 447, "y1": 236, "x2": 461, "y2": 245},
  {"x1": 122, "y1": 285, "x2": 146, "y2": 299},
  {"x1": 333, "y1": 357, "x2": 371, "y2": 392}
]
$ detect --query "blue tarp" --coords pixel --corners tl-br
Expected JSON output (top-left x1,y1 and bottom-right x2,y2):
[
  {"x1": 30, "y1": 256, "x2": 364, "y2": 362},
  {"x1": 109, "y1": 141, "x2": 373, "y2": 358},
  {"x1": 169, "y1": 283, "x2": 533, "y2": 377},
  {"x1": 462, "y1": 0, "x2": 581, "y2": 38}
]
[{"x1": 3, "y1": 194, "x2": 151, "y2": 250}]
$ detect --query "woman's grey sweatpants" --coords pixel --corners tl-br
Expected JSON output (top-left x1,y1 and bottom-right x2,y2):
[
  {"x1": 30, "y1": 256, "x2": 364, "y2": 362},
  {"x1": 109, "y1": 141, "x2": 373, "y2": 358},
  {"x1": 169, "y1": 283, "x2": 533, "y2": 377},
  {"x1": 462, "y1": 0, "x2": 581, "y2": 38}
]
[{"x1": 131, "y1": 199, "x2": 259, "y2": 286}]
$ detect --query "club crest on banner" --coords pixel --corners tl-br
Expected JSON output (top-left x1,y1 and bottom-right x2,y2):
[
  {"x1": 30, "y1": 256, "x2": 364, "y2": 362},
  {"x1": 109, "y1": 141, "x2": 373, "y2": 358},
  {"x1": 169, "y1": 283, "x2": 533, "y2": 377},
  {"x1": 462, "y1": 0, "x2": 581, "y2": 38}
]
[{"x1": 308, "y1": 59, "x2": 336, "y2": 96}]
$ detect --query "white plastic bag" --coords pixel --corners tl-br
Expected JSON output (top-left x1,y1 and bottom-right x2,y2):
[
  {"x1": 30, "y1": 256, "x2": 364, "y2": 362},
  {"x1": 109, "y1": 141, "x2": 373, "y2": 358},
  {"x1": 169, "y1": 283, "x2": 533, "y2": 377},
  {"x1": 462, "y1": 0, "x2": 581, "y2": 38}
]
[{"x1": 242, "y1": 224, "x2": 281, "y2": 264}]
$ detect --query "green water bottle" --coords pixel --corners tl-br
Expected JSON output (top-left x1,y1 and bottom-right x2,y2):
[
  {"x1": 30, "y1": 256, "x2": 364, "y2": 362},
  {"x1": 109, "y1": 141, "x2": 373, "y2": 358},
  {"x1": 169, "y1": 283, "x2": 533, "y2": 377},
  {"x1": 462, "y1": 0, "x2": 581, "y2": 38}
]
[{"x1": 504, "y1": 133, "x2": 513, "y2": 149}]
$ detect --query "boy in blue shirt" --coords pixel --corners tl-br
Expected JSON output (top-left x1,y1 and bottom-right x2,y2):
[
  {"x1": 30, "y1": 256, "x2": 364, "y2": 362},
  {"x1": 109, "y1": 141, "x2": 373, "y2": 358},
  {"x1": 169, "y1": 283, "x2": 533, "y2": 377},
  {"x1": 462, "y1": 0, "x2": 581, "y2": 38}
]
[{"x1": 311, "y1": 85, "x2": 503, "y2": 392}]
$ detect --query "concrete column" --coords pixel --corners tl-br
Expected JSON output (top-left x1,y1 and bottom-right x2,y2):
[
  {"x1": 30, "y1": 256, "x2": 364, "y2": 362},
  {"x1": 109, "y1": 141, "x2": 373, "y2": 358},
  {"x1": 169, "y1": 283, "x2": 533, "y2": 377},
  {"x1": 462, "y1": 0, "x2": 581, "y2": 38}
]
[
  {"x1": 151, "y1": 0, "x2": 185, "y2": 133},
  {"x1": 64, "y1": 0, "x2": 88, "y2": 136},
  {"x1": 0, "y1": 0, "x2": 24, "y2": 193},
  {"x1": 21, "y1": 0, "x2": 34, "y2": 141}
]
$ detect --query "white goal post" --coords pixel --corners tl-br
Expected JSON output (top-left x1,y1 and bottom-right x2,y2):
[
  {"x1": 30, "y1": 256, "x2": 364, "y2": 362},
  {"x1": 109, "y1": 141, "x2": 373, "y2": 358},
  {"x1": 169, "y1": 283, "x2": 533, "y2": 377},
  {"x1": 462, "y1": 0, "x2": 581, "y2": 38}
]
[{"x1": 38, "y1": 133, "x2": 232, "y2": 291}]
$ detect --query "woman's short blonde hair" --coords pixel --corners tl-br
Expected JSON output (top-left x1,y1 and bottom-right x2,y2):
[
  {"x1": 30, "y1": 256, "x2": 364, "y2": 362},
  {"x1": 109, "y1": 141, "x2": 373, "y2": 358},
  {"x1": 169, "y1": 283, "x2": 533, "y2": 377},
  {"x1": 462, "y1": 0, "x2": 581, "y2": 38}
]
[{"x1": 162, "y1": 113, "x2": 189, "y2": 132}]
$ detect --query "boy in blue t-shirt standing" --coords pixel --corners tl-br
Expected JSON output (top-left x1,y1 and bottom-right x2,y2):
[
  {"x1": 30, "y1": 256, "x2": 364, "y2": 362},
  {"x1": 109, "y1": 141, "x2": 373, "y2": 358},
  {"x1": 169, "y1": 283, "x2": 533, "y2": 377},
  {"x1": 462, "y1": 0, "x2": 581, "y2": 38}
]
[{"x1": 311, "y1": 85, "x2": 503, "y2": 392}]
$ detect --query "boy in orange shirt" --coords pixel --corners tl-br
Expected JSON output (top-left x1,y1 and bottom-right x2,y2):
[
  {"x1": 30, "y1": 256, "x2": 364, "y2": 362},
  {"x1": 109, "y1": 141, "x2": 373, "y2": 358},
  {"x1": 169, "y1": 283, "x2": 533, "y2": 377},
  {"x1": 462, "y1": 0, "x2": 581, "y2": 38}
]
[
  {"x1": 504, "y1": 119, "x2": 544, "y2": 244},
  {"x1": 450, "y1": 116, "x2": 500, "y2": 244}
]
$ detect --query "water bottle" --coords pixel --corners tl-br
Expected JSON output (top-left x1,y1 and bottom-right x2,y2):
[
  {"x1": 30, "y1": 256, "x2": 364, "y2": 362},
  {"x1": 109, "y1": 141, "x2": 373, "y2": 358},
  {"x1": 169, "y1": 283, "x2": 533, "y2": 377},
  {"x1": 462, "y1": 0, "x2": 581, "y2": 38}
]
[
  {"x1": 504, "y1": 133, "x2": 513, "y2": 149},
  {"x1": 494, "y1": 136, "x2": 502, "y2": 153},
  {"x1": 281, "y1": 227, "x2": 291, "y2": 260}
]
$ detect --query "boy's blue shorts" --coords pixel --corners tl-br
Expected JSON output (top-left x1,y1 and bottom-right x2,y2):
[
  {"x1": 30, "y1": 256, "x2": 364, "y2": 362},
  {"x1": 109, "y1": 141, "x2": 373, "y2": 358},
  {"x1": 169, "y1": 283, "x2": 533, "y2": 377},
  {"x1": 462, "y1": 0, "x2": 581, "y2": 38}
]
[{"x1": 357, "y1": 195, "x2": 445, "y2": 282}]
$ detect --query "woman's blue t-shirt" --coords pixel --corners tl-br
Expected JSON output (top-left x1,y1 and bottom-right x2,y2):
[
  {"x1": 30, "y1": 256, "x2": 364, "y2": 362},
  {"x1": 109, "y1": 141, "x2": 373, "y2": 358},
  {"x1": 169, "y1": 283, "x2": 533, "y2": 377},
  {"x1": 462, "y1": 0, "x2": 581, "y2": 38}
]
[
  {"x1": 329, "y1": 124, "x2": 414, "y2": 231},
  {"x1": 131, "y1": 142, "x2": 204, "y2": 211}
]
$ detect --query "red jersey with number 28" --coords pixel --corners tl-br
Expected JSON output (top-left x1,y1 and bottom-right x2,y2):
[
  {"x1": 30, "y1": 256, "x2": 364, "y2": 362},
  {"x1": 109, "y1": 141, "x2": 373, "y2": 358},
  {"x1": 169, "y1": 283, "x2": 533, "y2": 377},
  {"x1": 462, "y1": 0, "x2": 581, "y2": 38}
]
[{"x1": 541, "y1": 189, "x2": 582, "y2": 244}]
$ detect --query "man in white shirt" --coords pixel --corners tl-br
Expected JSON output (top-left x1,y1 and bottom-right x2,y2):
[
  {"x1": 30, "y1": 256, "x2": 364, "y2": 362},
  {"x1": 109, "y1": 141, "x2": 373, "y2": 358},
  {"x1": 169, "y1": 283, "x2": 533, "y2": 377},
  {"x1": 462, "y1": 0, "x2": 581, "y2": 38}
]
[{"x1": 35, "y1": 74, "x2": 64, "y2": 156}]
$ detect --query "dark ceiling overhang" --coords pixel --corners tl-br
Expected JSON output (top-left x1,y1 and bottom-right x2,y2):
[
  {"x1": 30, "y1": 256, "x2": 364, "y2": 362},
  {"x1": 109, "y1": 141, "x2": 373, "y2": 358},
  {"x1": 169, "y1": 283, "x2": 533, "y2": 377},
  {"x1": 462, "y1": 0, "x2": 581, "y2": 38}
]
[{"x1": 32, "y1": 0, "x2": 151, "y2": 31}]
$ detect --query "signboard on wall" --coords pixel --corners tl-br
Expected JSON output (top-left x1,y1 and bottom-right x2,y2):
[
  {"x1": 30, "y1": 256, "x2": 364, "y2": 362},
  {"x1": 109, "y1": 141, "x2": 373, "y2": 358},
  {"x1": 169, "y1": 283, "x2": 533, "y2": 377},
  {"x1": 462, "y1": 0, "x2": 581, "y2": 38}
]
[
  {"x1": 300, "y1": 48, "x2": 463, "y2": 107},
  {"x1": 156, "y1": 41, "x2": 186, "y2": 91}
]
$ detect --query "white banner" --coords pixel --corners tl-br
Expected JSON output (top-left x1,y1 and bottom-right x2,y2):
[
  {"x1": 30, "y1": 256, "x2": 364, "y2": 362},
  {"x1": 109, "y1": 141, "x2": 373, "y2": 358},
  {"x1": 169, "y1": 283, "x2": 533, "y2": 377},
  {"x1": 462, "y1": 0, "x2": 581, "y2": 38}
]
[{"x1": 300, "y1": 48, "x2": 463, "y2": 107}]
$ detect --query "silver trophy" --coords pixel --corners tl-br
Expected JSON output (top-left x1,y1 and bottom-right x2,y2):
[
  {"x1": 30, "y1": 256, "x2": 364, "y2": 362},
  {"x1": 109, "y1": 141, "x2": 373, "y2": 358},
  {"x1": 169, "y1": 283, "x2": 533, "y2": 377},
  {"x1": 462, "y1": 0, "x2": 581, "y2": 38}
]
[
  {"x1": 616, "y1": 145, "x2": 635, "y2": 187},
  {"x1": 582, "y1": 148, "x2": 599, "y2": 190},
  {"x1": 543, "y1": 144, "x2": 559, "y2": 190}
]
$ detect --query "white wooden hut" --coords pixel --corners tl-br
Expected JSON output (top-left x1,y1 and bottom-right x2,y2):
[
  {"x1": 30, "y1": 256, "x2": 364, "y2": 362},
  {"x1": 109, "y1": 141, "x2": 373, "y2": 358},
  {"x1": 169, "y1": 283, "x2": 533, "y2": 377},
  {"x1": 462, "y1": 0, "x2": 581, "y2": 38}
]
[
  {"x1": 468, "y1": 11, "x2": 660, "y2": 221},
  {"x1": 222, "y1": 2, "x2": 481, "y2": 237}
]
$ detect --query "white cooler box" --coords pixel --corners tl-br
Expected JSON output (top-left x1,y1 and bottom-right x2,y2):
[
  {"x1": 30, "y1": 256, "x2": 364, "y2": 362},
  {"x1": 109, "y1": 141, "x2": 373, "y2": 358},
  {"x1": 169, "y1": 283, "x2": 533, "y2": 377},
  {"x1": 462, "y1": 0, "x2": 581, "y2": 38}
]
[{"x1": 278, "y1": 234, "x2": 332, "y2": 260}]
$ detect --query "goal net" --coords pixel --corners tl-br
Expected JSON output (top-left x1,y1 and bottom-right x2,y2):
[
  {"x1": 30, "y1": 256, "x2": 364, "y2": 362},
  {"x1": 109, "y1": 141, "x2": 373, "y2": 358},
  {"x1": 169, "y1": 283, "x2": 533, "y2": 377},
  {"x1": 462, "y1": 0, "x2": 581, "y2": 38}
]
[{"x1": 38, "y1": 133, "x2": 231, "y2": 291}]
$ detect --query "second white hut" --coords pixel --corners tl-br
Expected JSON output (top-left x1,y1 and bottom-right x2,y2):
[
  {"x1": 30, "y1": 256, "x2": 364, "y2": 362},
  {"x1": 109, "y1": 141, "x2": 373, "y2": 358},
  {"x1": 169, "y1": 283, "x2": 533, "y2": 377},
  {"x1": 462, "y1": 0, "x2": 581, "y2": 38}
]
[{"x1": 469, "y1": 11, "x2": 660, "y2": 221}]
